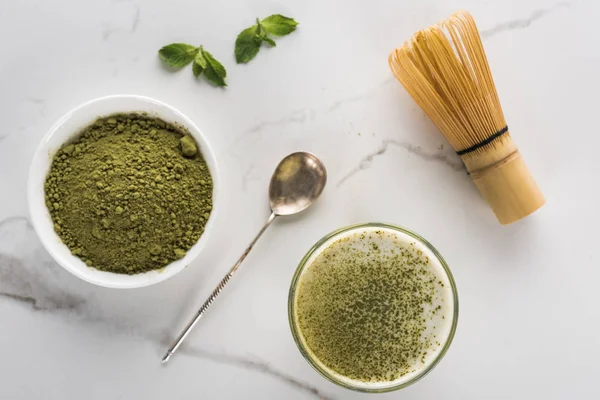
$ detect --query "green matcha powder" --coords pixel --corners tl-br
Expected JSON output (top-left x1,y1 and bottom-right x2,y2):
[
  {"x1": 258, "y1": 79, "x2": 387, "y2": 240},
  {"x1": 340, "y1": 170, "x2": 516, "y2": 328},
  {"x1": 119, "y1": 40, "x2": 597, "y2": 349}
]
[{"x1": 45, "y1": 114, "x2": 213, "y2": 274}]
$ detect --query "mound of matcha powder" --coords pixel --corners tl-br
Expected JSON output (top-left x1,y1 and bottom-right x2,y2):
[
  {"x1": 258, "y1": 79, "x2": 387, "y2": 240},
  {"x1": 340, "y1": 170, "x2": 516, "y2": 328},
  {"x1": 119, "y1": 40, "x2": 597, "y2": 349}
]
[{"x1": 44, "y1": 114, "x2": 213, "y2": 274}]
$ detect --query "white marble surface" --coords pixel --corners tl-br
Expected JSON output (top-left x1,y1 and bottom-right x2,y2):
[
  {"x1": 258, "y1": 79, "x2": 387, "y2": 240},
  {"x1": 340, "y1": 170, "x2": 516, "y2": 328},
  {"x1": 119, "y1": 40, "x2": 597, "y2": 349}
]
[{"x1": 1, "y1": 0, "x2": 599, "y2": 398}]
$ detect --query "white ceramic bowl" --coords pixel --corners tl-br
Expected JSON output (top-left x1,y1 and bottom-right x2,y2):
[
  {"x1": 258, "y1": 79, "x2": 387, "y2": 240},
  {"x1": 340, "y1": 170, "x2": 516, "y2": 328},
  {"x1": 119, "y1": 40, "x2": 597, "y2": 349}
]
[{"x1": 28, "y1": 95, "x2": 220, "y2": 289}]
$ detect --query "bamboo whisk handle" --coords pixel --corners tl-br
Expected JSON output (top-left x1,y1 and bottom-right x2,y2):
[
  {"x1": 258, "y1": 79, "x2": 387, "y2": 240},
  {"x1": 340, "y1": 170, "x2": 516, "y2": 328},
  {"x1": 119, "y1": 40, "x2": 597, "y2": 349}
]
[{"x1": 461, "y1": 137, "x2": 545, "y2": 224}]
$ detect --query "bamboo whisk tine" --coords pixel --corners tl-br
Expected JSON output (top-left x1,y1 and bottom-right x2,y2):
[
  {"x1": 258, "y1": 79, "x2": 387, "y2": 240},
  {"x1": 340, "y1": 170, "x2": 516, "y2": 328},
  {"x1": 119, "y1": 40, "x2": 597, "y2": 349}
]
[{"x1": 389, "y1": 11, "x2": 544, "y2": 224}]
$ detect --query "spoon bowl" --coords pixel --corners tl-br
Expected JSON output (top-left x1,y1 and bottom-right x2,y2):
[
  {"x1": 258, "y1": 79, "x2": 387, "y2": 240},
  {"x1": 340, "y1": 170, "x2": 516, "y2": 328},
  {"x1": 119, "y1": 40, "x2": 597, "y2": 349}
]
[{"x1": 269, "y1": 152, "x2": 327, "y2": 216}]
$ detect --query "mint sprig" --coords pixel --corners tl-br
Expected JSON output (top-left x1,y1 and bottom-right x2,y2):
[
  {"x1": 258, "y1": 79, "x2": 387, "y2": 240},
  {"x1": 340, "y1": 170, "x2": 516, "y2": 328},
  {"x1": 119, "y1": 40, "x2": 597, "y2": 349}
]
[
  {"x1": 159, "y1": 44, "x2": 227, "y2": 87},
  {"x1": 235, "y1": 14, "x2": 298, "y2": 64}
]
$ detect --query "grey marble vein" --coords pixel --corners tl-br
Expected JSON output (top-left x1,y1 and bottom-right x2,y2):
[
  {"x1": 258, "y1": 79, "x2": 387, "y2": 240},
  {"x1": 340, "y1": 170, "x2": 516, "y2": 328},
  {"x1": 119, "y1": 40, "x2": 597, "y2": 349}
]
[
  {"x1": 0, "y1": 216, "x2": 86, "y2": 312},
  {"x1": 337, "y1": 140, "x2": 464, "y2": 187},
  {"x1": 239, "y1": 77, "x2": 394, "y2": 141},
  {"x1": 103, "y1": 28, "x2": 118, "y2": 41},
  {"x1": 228, "y1": 109, "x2": 312, "y2": 158},
  {"x1": 25, "y1": 97, "x2": 46, "y2": 105},
  {"x1": 102, "y1": 2, "x2": 141, "y2": 40},
  {"x1": 245, "y1": 109, "x2": 310, "y2": 134},
  {"x1": 131, "y1": 3, "x2": 141, "y2": 33},
  {"x1": 173, "y1": 345, "x2": 335, "y2": 400},
  {"x1": 25, "y1": 96, "x2": 47, "y2": 118},
  {"x1": 480, "y1": 2, "x2": 570, "y2": 39},
  {"x1": 0, "y1": 293, "x2": 39, "y2": 309},
  {"x1": 326, "y1": 77, "x2": 394, "y2": 114},
  {"x1": 242, "y1": 163, "x2": 259, "y2": 192}
]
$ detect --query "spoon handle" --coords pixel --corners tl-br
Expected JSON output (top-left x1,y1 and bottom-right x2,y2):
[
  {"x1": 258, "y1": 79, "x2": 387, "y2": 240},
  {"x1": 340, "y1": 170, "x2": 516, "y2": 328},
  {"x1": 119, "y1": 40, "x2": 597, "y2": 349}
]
[{"x1": 162, "y1": 212, "x2": 277, "y2": 364}]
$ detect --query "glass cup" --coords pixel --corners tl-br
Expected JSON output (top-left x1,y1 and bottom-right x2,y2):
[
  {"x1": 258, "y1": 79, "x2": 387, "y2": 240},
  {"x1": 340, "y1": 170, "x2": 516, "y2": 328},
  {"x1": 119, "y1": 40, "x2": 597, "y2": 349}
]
[{"x1": 288, "y1": 222, "x2": 459, "y2": 392}]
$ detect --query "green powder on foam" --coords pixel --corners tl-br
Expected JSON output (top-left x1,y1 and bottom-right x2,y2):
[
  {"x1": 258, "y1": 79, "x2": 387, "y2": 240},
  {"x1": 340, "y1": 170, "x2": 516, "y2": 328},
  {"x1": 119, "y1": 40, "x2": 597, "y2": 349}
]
[
  {"x1": 44, "y1": 113, "x2": 213, "y2": 274},
  {"x1": 294, "y1": 230, "x2": 444, "y2": 383}
]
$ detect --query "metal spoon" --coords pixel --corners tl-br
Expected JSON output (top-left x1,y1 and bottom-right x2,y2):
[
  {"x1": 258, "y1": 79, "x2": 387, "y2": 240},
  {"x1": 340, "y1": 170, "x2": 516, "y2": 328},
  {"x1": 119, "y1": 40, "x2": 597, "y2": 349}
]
[{"x1": 162, "y1": 151, "x2": 327, "y2": 363}]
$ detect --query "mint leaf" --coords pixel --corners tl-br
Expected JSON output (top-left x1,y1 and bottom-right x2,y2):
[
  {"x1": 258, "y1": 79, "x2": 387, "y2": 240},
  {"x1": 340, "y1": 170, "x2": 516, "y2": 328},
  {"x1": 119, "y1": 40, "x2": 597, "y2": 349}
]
[
  {"x1": 256, "y1": 19, "x2": 266, "y2": 40},
  {"x1": 193, "y1": 50, "x2": 207, "y2": 76},
  {"x1": 201, "y1": 49, "x2": 227, "y2": 87},
  {"x1": 263, "y1": 37, "x2": 276, "y2": 47},
  {"x1": 158, "y1": 43, "x2": 199, "y2": 68},
  {"x1": 260, "y1": 14, "x2": 298, "y2": 36},
  {"x1": 192, "y1": 61, "x2": 203, "y2": 77},
  {"x1": 235, "y1": 25, "x2": 261, "y2": 63},
  {"x1": 195, "y1": 51, "x2": 207, "y2": 69}
]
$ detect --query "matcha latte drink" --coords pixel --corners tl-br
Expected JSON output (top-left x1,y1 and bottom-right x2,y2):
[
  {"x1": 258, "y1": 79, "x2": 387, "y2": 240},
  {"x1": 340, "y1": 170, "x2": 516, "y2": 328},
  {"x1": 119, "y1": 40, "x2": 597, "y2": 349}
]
[{"x1": 289, "y1": 223, "x2": 458, "y2": 392}]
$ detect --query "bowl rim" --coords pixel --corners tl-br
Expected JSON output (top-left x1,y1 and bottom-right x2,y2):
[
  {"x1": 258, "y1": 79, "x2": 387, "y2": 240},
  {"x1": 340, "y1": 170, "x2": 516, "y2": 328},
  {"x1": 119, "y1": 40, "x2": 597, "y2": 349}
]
[
  {"x1": 287, "y1": 222, "x2": 459, "y2": 392},
  {"x1": 27, "y1": 94, "x2": 220, "y2": 289}
]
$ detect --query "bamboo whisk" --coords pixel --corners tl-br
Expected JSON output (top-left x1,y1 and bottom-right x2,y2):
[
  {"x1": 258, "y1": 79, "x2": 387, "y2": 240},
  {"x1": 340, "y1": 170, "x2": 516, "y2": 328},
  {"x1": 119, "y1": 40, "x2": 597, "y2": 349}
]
[{"x1": 389, "y1": 11, "x2": 544, "y2": 224}]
